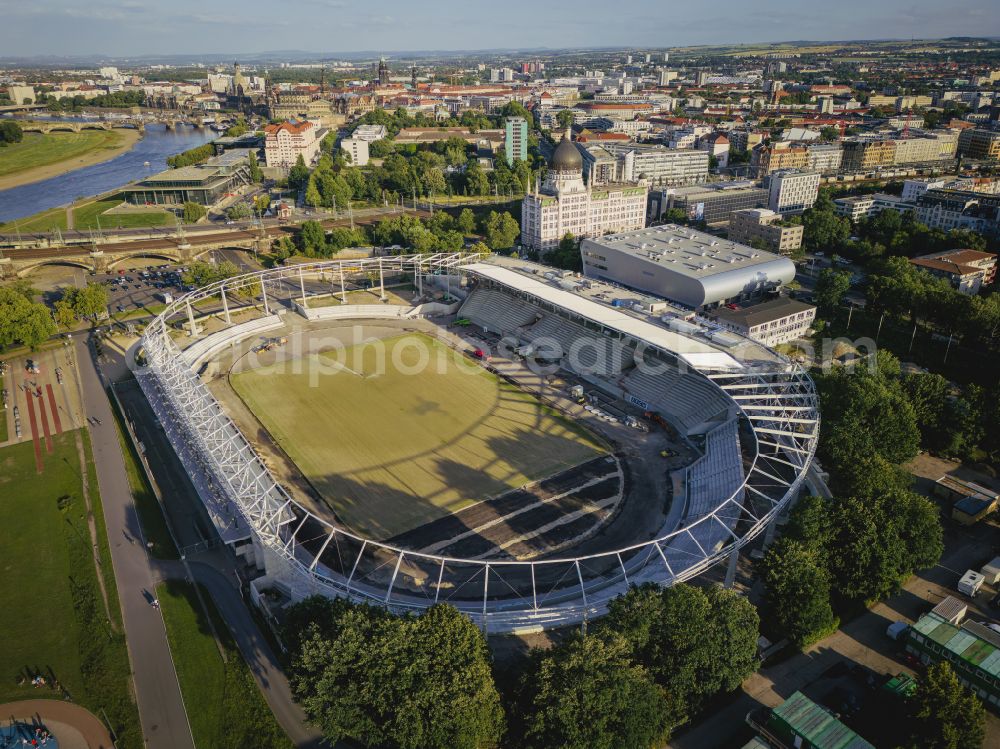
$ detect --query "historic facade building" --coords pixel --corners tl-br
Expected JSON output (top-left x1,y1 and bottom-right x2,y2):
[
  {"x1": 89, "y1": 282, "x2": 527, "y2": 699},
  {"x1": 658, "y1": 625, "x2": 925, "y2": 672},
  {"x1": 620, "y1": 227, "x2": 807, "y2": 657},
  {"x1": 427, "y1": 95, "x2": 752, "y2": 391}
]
[{"x1": 521, "y1": 131, "x2": 648, "y2": 253}]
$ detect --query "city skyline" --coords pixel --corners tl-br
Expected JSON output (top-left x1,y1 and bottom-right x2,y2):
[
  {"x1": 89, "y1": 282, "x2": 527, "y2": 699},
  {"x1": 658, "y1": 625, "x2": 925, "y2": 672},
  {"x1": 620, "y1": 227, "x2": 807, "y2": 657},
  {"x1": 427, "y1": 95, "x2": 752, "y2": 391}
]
[{"x1": 3, "y1": 0, "x2": 1000, "y2": 59}]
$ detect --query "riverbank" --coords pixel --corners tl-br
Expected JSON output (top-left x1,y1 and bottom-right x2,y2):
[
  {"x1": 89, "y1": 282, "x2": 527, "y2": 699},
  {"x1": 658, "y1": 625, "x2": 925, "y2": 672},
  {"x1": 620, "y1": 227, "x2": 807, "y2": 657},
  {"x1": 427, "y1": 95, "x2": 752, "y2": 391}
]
[{"x1": 0, "y1": 128, "x2": 143, "y2": 191}]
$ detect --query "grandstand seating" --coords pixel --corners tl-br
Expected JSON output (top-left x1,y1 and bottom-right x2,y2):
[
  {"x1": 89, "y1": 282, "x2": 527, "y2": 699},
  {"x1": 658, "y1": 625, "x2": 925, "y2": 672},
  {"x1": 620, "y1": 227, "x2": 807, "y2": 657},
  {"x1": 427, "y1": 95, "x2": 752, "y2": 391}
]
[
  {"x1": 460, "y1": 287, "x2": 634, "y2": 376},
  {"x1": 458, "y1": 288, "x2": 540, "y2": 333},
  {"x1": 685, "y1": 418, "x2": 745, "y2": 520},
  {"x1": 621, "y1": 366, "x2": 730, "y2": 432}
]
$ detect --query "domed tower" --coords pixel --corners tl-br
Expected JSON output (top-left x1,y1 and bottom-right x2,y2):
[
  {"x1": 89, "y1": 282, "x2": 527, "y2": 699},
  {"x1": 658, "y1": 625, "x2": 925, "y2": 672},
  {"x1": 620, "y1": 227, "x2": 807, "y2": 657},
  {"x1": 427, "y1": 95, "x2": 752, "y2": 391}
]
[{"x1": 542, "y1": 128, "x2": 585, "y2": 194}]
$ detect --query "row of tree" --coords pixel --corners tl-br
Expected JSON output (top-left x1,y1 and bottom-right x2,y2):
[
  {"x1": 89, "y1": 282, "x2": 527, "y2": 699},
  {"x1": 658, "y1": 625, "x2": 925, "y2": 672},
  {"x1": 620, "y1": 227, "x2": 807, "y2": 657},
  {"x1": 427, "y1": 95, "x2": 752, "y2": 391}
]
[{"x1": 284, "y1": 583, "x2": 760, "y2": 749}]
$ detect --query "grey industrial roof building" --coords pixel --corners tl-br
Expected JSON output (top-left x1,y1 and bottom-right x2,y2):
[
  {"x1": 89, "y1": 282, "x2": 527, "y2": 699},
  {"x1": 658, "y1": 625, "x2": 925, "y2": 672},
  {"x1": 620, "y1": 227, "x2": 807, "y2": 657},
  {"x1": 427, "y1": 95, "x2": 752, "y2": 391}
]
[{"x1": 580, "y1": 224, "x2": 796, "y2": 308}]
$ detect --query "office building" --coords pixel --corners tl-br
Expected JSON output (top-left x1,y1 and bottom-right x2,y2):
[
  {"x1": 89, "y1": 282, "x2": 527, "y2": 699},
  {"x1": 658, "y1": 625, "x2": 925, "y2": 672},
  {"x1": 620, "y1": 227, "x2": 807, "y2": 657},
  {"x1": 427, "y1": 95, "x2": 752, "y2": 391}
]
[
  {"x1": 600, "y1": 142, "x2": 710, "y2": 186},
  {"x1": 902, "y1": 178, "x2": 948, "y2": 202},
  {"x1": 351, "y1": 124, "x2": 388, "y2": 142},
  {"x1": 804, "y1": 143, "x2": 843, "y2": 174},
  {"x1": 841, "y1": 138, "x2": 897, "y2": 172},
  {"x1": 340, "y1": 137, "x2": 369, "y2": 166},
  {"x1": 579, "y1": 224, "x2": 795, "y2": 308},
  {"x1": 263, "y1": 120, "x2": 324, "y2": 170},
  {"x1": 728, "y1": 208, "x2": 804, "y2": 254},
  {"x1": 910, "y1": 249, "x2": 997, "y2": 295},
  {"x1": 648, "y1": 181, "x2": 769, "y2": 225},
  {"x1": 520, "y1": 131, "x2": 647, "y2": 253},
  {"x1": 958, "y1": 128, "x2": 1000, "y2": 160},
  {"x1": 504, "y1": 116, "x2": 528, "y2": 163},
  {"x1": 834, "y1": 195, "x2": 876, "y2": 222},
  {"x1": 766, "y1": 170, "x2": 821, "y2": 215},
  {"x1": 708, "y1": 297, "x2": 816, "y2": 347}
]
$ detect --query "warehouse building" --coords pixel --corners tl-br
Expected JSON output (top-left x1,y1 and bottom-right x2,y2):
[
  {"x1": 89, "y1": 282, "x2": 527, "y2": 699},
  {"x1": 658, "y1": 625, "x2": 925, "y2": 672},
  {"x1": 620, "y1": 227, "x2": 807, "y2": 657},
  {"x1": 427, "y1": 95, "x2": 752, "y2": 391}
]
[{"x1": 580, "y1": 224, "x2": 796, "y2": 308}]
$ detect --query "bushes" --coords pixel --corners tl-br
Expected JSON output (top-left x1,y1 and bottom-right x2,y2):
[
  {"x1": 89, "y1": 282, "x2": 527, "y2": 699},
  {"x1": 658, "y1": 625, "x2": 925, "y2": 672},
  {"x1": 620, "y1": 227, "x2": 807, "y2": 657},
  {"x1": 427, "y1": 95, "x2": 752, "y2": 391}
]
[{"x1": 167, "y1": 143, "x2": 214, "y2": 168}]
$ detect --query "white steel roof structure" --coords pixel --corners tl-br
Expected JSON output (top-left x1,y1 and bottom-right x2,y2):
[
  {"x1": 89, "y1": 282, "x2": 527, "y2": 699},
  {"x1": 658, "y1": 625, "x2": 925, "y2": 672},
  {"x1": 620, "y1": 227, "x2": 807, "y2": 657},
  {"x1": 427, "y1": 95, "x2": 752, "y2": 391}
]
[{"x1": 135, "y1": 254, "x2": 818, "y2": 633}]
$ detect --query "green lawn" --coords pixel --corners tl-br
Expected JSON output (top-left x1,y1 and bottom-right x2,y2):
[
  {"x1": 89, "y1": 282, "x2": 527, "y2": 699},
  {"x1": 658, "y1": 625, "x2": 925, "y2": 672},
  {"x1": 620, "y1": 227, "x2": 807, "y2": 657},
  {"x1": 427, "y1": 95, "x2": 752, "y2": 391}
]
[
  {"x1": 4, "y1": 195, "x2": 170, "y2": 234},
  {"x1": 0, "y1": 431, "x2": 141, "y2": 747},
  {"x1": 230, "y1": 332, "x2": 604, "y2": 538},
  {"x1": 109, "y1": 395, "x2": 178, "y2": 558},
  {"x1": 0, "y1": 130, "x2": 129, "y2": 179},
  {"x1": 74, "y1": 198, "x2": 171, "y2": 231},
  {"x1": 7, "y1": 205, "x2": 67, "y2": 232},
  {"x1": 0, "y1": 406, "x2": 7, "y2": 443},
  {"x1": 156, "y1": 579, "x2": 293, "y2": 749}
]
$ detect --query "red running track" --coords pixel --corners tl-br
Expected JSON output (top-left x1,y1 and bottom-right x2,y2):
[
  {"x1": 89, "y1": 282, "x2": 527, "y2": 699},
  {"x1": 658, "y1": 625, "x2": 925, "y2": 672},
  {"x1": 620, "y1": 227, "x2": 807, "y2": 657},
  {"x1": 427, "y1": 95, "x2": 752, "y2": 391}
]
[
  {"x1": 37, "y1": 387, "x2": 53, "y2": 454},
  {"x1": 23, "y1": 384, "x2": 43, "y2": 473},
  {"x1": 46, "y1": 384, "x2": 62, "y2": 434}
]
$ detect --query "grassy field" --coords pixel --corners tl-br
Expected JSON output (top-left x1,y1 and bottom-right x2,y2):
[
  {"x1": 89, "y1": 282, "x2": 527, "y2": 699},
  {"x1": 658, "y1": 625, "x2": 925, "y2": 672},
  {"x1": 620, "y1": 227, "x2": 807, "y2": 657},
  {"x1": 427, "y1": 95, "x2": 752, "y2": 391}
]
[
  {"x1": 230, "y1": 332, "x2": 604, "y2": 538},
  {"x1": 74, "y1": 198, "x2": 170, "y2": 231},
  {"x1": 157, "y1": 579, "x2": 293, "y2": 749},
  {"x1": 0, "y1": 130, "x2": 128, "y2": 179},
  {"x1": 0, "y1": 404, "x2": 7, "y2": 443},
  {"x1": 0, "y1": 431, "x2": 141, "y2": 747},
  {"x1": 4, "y1": 195, "x2": 169, "y2": 233},
  {"x1": 7, "y1": 205, "x2": 67, "y2": 232}
]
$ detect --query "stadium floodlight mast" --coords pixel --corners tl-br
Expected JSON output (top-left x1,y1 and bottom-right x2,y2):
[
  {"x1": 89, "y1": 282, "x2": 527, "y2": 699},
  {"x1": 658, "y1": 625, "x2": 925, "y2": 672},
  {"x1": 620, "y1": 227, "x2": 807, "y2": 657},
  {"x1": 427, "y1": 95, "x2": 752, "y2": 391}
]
[{"x1": 134, "y1": 254, "x2": 819, "y2": 634}]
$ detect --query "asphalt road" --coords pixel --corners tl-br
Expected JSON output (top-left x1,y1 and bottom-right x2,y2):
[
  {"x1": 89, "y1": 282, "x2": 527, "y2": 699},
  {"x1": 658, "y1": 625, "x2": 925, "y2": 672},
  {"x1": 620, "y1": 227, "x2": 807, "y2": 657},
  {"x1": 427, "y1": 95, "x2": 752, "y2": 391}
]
[{"x1": 74, "y1": 337, "x2": 196, "y2": 749}]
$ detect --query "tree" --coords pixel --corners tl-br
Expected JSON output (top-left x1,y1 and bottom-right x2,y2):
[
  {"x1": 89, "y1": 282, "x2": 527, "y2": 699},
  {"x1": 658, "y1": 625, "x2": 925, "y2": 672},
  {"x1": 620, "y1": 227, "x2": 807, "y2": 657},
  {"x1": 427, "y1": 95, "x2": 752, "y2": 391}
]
[
  {"x1": 516, "y1": 632, "x2": 673, "y2": 749},
  {"x1": 54, "y1": 300, "x2": 76, "y2": 328},
  {"x1": 457, "y1": 208, "x2": 476, "y2": 234},
  {"x1": 556, "y1": 109, "x2": 575, "y2": 130},
  {"x1": 760, "y1": 538, "x2": 838, "y2": 647},
  {"x1": 482, "y1": 211, "x2": 520, "y2": 251},
  {"x1": 226, "y1": 203, "x2": 252, "y2": 221},
  {"x1": 247, "y1": 151, "x2": 263, "y2": 183},
  {"x1": 816, "y1": 364, "x2": 920, "y2": 475},
  {"x1": 254, "y1": 194, "x2": 271, "y2": 214},
  {"x1": 602, "y1": 583, "x2": 759, "y2": 721},
  {"x1": 286, "y1": 599, "x2": 504, "y2": 749},
  {"x1": 298, "y1": 220, "x2": 328, "y2": 256},
  {"x1": 61, "y1": 283, "x2": 109, "y2": 320},
  {"x1": 820, "y1": 126, "x2": 840, "y2": 141},
  {"x1": 0, "y1": 120, "x2": 23, "y2": 145},
  {"x1": 906, "y1": 661, "x2": 986, "y2": 749},
  {"x1": 549, "y1": 232, "x2": 582, "y2": 271},
  {"x1": 801, "y1": 207, "x2": 850, "y2": 252},
  {"x1": 304, "y1": 173, "x2": 324, "y2": 208},
  {"x1": 0, "y1": 287, "x2": 57, "y2": 349},
  {"x1": 182, "y1": 260, "x2": 240, "y2": 288},
  {"x1": 287, "y1": 154, "x2": 310, "y2": 193},
  {"x1": 814, "y1": 268, "x2": 851, "y2": 315},
  {"x1": 182, "y1": 201, "x2": 206, "y2": 223}
]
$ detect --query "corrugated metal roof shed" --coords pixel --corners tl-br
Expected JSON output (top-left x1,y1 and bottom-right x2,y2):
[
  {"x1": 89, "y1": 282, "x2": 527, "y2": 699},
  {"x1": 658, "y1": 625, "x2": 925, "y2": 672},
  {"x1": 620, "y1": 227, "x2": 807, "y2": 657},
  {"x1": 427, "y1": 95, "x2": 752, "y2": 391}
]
[{"x1": 771, "y1": 692, "x2": 875, "y2": 749}]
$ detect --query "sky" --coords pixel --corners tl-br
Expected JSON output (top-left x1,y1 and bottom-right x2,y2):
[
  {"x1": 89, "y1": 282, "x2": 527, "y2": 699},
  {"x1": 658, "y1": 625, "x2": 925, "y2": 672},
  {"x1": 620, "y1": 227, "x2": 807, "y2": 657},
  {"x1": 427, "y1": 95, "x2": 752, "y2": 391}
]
[{"x1": 2, "y1": 0, "x2": 999, "y2": 59}]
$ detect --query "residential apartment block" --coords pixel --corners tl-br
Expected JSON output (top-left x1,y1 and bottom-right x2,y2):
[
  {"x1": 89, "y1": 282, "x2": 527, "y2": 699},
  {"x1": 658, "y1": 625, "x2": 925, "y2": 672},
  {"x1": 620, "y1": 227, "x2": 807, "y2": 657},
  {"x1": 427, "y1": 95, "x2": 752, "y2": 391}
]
[
  {"x1": 958, "y1": 128, "x2": 1000, "y2": 160},
  {"x1": 504, "y1": 116, "x2": 528, "y2": 163},
  {"x1": 728, "y1": 208, "x2": 804, "y2": 254},
  {"x1": 910, "y1": 249, "x2": 997, "y2": 295},
  {"x1": 263, "y1": 120, "x2": 323, "y2": 170}
]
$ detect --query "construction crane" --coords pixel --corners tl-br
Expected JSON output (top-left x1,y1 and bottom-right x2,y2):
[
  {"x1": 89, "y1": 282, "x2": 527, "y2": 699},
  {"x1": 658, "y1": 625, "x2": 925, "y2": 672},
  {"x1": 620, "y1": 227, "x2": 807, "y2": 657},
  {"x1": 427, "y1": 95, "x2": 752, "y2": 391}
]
[{"x1": 900, "y1": 109, "x2": 914, "y2": 139}]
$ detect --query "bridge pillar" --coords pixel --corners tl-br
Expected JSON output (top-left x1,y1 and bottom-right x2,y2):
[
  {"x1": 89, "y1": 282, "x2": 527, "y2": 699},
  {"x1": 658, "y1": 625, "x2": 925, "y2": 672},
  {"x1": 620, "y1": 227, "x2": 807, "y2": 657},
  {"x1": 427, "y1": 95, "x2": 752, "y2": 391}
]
[
  {"x1": 90, "y1": 250, "x2": 108, "y2": 274},
  {"x1": 0, "y1": 258, "x2": 13, "y2": 281},
  {"x1": 177, "y1": 245, "x2": 196, "y2": 263},
  {"x1": 253, "y1": 236, "x2": 272, "y2": 254}
]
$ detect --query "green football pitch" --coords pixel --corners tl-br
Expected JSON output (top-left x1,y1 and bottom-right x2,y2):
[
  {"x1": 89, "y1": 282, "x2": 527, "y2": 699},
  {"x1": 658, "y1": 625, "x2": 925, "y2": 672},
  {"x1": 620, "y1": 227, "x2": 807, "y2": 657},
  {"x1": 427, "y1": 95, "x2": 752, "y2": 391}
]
[{"x1": 230, "y1": 332, "x2": 604, "y2": 539}]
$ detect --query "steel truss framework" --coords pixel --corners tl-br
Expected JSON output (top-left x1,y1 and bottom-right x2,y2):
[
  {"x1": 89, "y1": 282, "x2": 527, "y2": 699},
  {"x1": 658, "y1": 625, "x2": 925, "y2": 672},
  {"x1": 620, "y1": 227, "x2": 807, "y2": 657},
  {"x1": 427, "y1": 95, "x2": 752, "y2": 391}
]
[{"x1": 136, "y1": 254, "x2": 819, "y2": 632}]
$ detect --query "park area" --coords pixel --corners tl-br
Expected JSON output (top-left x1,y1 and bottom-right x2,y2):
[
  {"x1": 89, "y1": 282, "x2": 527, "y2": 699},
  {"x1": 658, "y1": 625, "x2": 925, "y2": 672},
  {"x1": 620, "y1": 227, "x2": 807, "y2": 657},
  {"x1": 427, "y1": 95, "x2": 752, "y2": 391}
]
[
  {"x1": 156, "y1": 580, "x2": 292, "y2": 749},
  {"x1": 229, "y1": 332, "x2": 604, "y2": 538},
  {"x1": 0, "y1": 431, "x2": 140, "y2": 746}
]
